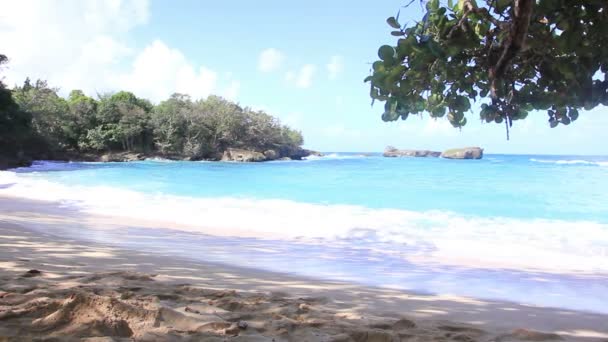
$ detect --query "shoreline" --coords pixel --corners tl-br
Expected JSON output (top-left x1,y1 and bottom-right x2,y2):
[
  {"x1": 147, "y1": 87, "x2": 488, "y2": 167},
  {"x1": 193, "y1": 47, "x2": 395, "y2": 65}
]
[
  {"x1": 1, "y1": 197, "x2": 608, "y2": 340},
  {"x1": 0, "y1": 147, "x2": 324, "y2": 171},
  {"x1": 0, "y1": 189, "x2": 606, "y2": 277}
]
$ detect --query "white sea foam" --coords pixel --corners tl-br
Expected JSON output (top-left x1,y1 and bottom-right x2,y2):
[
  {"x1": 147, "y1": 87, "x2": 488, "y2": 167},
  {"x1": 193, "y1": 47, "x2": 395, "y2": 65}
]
[
  {"x1": 303, "y1": 153, "x2": 367, "y2": 161},
  {"x1": 144, "y1": 157, "x2": 176, "y2": 163},
  {"x1": 1, "y1": 170, "x2": 608, "y2": 273},
  {"x1": 530, "y1": 158, "x2": 608, "y2": 166}
]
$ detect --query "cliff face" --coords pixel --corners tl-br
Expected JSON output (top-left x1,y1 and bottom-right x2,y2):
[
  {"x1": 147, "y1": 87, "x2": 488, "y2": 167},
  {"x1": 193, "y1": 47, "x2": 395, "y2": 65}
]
[{"x1": 220, "y1": 148, "x2": 322, "y2": 162}]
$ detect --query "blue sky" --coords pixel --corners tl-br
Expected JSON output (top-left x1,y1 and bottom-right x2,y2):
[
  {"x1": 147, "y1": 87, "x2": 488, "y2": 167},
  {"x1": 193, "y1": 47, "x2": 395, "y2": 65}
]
[{"x1": 1, "y1": 0, "x2": 607, "y2": 154}]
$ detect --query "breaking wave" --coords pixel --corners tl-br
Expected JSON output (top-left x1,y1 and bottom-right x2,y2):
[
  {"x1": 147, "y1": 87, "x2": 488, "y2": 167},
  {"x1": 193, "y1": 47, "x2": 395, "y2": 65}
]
[{"x1": 530, "y1": 158, "x2": 608, "y2": 167}]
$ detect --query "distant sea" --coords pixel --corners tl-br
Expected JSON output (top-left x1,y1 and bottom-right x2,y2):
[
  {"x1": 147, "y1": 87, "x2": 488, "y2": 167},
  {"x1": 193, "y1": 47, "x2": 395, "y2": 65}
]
[{"x1": 2, "y1": 153, "x2": 608, "y2": 312}]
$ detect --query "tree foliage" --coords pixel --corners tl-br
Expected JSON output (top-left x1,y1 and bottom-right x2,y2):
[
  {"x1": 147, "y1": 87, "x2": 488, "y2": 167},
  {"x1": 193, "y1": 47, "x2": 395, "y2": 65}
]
[
  {"x1": 1, "y1": 58, "x2": 304, "y2": 162},
  {"x1": 12, "y1": 79, "x2": 69, "y2": 151},
  {"x1": 0, "y1": 56, "x2": 33, "y2": 157},
  {"x1": 366, "y1": 0, "x2": 608, "y2": 136}
]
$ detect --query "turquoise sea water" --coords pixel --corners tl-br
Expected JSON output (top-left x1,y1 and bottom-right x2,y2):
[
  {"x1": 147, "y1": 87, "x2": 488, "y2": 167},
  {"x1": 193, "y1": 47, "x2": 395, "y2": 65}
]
[
  {"x1": 1, "y1": 153, "x2": 608, "y2": 312},
  {"x1": 11, "y1": 153, "x2": 608, "y2": 221}
]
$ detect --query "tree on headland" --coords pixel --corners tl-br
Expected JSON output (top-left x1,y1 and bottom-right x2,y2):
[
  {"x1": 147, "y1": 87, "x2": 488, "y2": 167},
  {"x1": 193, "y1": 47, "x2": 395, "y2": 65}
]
[
  {"x1": 12, "y1": 79, "x2": 69, "y2": 152},
  {"x1": 0, "y1": 55, "x2": 33, "y2": 160},
  {"x1": 366, "y1": 0, "x2": 608, "y2": 138},
  {"x1": 66, "y1": 90, "x2": 99, "y2": 150}
]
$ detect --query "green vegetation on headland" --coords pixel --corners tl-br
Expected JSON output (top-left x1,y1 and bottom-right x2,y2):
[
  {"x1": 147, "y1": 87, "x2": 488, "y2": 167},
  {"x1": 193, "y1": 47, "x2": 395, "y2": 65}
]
[{"x1": 0, "y1": 55, "x2": 313, "y2": 169}]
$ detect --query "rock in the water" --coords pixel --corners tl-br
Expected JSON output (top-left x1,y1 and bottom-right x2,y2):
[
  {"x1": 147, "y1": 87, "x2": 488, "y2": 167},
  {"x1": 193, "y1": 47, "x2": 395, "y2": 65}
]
[
  {"x1": 383, "y1": 146, "x2": 441, "y2": 158},
  {"x1": 441, "y1": 147, "x2": 483, "y2": 160},
  {"x1": 221, "y1": 148, "x2": 266, "y2": 162}
]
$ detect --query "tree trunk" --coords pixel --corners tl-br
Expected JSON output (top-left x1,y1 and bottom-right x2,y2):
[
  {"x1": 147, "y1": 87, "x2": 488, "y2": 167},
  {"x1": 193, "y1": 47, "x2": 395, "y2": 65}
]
[{"x1": 489, "y1": 0, "x2": 534, "y2": 98}]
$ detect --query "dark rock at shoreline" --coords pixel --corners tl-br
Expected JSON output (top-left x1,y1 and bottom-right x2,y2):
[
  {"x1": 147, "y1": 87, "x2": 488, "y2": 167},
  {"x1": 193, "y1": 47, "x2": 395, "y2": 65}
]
[
  {"x1": 294, "y1": 149, "x2": 323, "y2": 160},
  {"x1": 441, "y1": 147, "x2": 483, "y2": 159},
  {"x1": 0, "y1": 152, "x2": 33, "y2": 169},
  {"x1": 308, "y1": 150, "x2": 324, "y2": 157},
  {"x1": 383, "y1": 146, "x2": 441, "y2": 158}
]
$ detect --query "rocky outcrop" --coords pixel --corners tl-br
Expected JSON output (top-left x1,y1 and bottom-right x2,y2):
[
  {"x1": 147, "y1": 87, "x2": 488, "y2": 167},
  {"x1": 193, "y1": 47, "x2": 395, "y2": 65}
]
[
  {"x1": 100, "y1": 152, "x2": 147, "y2": 162},
  {"x1": 383, "y1": 146, "x2": 441, "y2": 158},
  {"x1": 263, "y1": 150, "x2": 278, "y2": 160},
  {"x1": 441, "y1": 147, "x2": 483, "y2": 159},
  {"x1": 221, "y1": 148, "x2": 266, "y2": 162}
]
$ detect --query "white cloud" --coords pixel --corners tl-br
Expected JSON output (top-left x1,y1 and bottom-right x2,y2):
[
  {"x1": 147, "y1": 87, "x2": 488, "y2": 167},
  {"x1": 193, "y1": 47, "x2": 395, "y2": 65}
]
[
  {"x1": 258, "y1": 48, "x2": 284, "y2": 72},
  {"x1": 0, "y1": 0, "x2": 149, "y2": 92},
  {"x1": 113, "y1": 40, "x2": 218, "y2": 101},
  {"x1": 0, "y1": 0, "x2": 237, "y2": 103},
  {"x1": 286, "y1": 64, "x2": 316, "y2": 89},
  {"x1": 326, "y1": 55, "x2": 344, "y2": 80}
]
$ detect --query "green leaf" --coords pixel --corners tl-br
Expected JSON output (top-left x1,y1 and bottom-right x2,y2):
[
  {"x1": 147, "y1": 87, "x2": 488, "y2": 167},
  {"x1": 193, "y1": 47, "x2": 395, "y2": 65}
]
[
  {"x1": 426, "y1": 40, "x2": 445, "y2": 58},
  {"x1": 372, "y1": 61, "x2": 385, "y2": 72},
  {"x1": 378, "y1": 45, "x2": 396, "y2": 61},
  {"x1": 397, "y1": 36, "x2": 415, "y2": 57},
  {"x1": 386, "y1": 17, "x2": 401, "y2": 29},
  {"x1": 495, "y1": 0, "x2": 510, "y2": 12},
  {"x1": 568, "y1": 108, "x2": 579, "y2": 121}
]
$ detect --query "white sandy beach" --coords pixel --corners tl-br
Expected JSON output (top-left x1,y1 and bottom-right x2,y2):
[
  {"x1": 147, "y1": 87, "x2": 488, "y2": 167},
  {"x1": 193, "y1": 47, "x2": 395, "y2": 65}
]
[{"x1": 1, "y1": 195, "x2": 608, "y2": 341}]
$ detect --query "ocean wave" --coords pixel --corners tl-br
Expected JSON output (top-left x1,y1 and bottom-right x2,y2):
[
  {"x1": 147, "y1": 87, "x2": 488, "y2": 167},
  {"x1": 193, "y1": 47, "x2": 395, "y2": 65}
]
[
  {"x1": 530, "y1": 158, "x2": 608, "y2": 166},
  {"x1": 144, "y1": 157, "x2": 177, "y2": 163},
  {"x1": 9, "y1": 160, "x2": 113, "y2": 174},
  {"x1": 2, "y1": 170, "x2": 608, "y2": 273}
]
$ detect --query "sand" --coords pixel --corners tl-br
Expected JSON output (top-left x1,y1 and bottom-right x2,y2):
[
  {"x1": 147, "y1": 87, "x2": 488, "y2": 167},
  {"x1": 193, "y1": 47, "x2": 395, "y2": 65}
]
[{"x1": 1, "y1": 196, "x2": 608, "y2": 341}]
